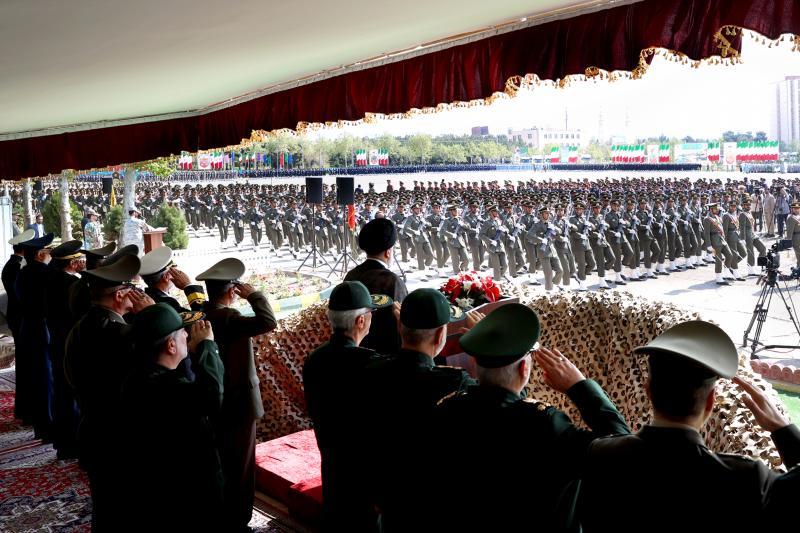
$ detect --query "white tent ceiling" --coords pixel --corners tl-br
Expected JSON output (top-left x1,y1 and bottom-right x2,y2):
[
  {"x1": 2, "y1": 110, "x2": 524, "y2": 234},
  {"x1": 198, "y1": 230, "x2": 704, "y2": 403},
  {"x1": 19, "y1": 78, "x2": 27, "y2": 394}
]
[{"x1": 0, "y1": 0, "x2": 623, "y2": 138}]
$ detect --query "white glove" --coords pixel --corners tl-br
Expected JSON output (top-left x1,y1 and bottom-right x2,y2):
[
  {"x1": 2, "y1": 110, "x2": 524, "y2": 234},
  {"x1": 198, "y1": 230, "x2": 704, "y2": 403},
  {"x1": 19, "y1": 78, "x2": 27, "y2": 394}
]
[
  {"x1": 707, "y1": 246, "x2": 713, "y2": 253},
  {"x1": 490, "y1": 240, "x2": 498, "y2": 247}
]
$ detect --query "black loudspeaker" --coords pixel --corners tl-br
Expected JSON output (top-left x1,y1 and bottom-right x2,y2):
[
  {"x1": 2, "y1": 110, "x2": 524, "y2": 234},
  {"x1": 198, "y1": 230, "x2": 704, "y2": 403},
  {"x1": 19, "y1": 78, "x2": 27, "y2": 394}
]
[
  {"x1": 305, "y1": 177, "x2": 323, "y2": 204},
  {"x1": 102, "y1": 177, "x2": 113, "y2": 195},
  {"x1": 33, "y1": 179, "x2": 42, "y2": 192},
  {"x1": 336, "y1": 176, "x2": 354, "y2": 205}
]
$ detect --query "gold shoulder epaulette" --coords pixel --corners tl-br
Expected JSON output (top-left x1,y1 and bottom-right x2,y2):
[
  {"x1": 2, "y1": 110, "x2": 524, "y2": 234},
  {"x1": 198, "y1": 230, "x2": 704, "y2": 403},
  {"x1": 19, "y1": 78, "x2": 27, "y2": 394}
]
[
  {"x1": 522, "y1": 398, "x2": 550, "y2": 411},
  {"x1": 436, "y1": 390, "x2": 460, "y2": 406}
]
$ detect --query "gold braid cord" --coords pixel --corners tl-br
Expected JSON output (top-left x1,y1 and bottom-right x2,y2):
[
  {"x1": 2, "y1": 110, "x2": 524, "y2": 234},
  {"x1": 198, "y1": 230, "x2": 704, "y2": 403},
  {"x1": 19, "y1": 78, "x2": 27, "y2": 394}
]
[{"x1": 61, "y1": 26, "x2": 799, "y2": 176}]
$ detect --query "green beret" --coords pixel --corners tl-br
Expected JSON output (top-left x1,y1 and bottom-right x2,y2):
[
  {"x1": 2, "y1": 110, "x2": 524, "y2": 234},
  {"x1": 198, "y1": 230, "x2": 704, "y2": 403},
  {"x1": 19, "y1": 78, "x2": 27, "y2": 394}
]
[
  {"x1": 400, "y1": 288, "x2": 462, "y2": 329},
  {"x1": 328, "y1": 281, "x2": 393, "y2": 311},
  {"x1": 133, "y1": 303, "x2": 198, "y2": 347},
  {"x1": 459, "y1": 304, "x2": 540, "y2": 368}
]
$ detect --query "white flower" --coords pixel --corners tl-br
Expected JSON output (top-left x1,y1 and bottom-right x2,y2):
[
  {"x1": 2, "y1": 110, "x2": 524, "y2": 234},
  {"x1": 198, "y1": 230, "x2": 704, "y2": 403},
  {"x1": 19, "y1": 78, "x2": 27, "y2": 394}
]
[
  {"x1": 462, "y1": 281, "x2": 473, "y2": 292},
  {"x1": 455, "y1": 297, "x2": 475, "y2": 310}
]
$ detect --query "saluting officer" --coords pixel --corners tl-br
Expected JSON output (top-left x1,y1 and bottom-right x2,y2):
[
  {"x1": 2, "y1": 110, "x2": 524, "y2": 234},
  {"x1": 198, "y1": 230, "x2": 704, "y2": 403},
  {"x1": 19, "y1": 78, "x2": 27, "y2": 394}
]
[
  {"x1": 197, "y1": 258, "x2": 277, "y2": 532},
  {"x1": 139, "y1": 246, "x2": 206, "y2": 313},
  {"x1": 431, "y1": 304, "x2": 629, "y2": 531}
]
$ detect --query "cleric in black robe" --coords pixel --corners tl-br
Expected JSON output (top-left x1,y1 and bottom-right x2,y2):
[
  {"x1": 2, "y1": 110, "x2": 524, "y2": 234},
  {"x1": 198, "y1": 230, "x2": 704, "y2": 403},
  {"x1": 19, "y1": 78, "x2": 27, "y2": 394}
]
[{"x1": 344, "y1": 218, "x2": 407, "y2": 354}]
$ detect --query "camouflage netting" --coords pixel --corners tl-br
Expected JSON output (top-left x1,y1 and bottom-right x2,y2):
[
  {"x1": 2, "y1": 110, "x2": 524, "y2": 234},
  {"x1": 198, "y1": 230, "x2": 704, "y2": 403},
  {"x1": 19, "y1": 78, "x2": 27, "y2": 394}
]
[{"x1": 254, "y1": 289, "x2": 789, "y2": 470}]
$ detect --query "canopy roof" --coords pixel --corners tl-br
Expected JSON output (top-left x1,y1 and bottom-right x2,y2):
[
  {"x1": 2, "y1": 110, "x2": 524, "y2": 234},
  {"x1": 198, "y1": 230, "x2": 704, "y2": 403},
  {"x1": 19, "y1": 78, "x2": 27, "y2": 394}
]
[
  {"x1": 1, "y1": 0, "x2": 797, "y2": 179},
  {"x1": 0, "y1": 0, "x2": 591, "y2": 137}
]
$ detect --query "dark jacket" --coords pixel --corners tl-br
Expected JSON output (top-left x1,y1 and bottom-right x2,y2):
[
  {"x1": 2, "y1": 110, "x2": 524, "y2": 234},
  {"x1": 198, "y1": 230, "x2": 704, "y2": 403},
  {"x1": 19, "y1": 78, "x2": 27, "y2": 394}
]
[
  {"x1": 344, "y1": 259, "x2": 407, "y2": 354},
  {"x1": 203, "y1": 291, "x2": 276, "y2": 421},
  {"x1": 303, "y1": 332, "x2": 383, "y2": 531},
  {"x1": 432, "y1": 380, "x2": 630, "y2": 532},
  {"x1": 65, "y1": 305, "x2": 133, "y2": 469},
  {"x1": 1, "y1": 254, "x2": 23, "y2": 335},
  {"x1": 121, "y1": 340, "x2": 225, "y2": 530},
  {"x1": 580, "y1": 424, "x2": 800, "y2": 532},
  {"x1": 363, "y1": 349, "x2": 476, "y2": 530},
  {"x1": 144, "y1": 284, "x2": 205, "y2": 314}
]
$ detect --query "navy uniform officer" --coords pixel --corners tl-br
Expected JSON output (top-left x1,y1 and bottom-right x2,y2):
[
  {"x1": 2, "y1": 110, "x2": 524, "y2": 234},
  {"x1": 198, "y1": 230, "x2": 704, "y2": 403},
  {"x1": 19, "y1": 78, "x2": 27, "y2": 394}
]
[
  {"x1": 197, "y1": 257, "x2": 277, "y2": 532},
  {"x1": 65, "y1": 255, "x2": 154, "y2": 531},
  {"x1": 139, "y1": 246, "x2": 206, "y2": 313},
  {"x1": 363, "y1": 288, "x2": 483, "y2": 532},
  {"x1": 580, "y1": 320, "x2": 800, "y2": 532},
  {"x1": 432, "y1": 304, "x2": 630, "y2": 532},
  {"x1": 303, "y1": 281, "x2": 393, "y2": 532}
]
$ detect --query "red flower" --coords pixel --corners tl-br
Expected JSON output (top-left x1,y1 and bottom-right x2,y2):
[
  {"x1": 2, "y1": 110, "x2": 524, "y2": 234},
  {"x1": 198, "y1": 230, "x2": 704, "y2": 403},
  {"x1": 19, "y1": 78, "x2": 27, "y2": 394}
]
[{"x1": 440, "y1": 278, "x2": 462, "y2": 302}]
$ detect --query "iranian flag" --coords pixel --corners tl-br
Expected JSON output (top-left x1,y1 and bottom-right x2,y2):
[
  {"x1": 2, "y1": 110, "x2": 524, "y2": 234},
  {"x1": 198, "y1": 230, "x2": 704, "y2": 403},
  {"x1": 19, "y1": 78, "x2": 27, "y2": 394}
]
[
  {"x1": 356, "y1": 149, "x2": 367, "y2": 166},
  {"x1": 567, "y1": 145, "x2": 579, "y2": 163},
  {"x1": 379, "y1": 148, "x2": 389, "y2": 166},
  {"x1": 767, "y1": 140, "x2": 780, "y2": 161},
  {"x1": 659, "y1": 144, "x2": 671, "y2": 163},
  {"x1": 550, "y1": 146, "x2": 560, "y2": 163},
  {"x1": 707, "y1": 142, "x2": 720, "y2": 162}
]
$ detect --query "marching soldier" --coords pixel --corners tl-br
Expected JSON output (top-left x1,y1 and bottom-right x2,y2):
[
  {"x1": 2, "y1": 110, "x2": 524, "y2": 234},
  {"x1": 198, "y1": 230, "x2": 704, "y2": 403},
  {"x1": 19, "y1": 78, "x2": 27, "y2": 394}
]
[
  {"x1": 245, "y1": 198, "x2": 264, "y2": 248},
  {"x1": 285, "y1": 199, "x2": 305, "y2": 253},
  {"x1": 663, "y1": 197, "x2": 684, "y2": 271},
  {"x1": 529, "y1": 206, "x2": 562, "y2": 291},
  {"x1": 722, "y1": 201, "x2": 746, "y2": 281},
  {"x1": 463, "y1": 200, "x2": 485, "y2": 271},
  {"x1": 552, "y1": 204, "x2": 575, "y2": 289},
  {"x1": 604, "y1": 198, "x2": 631, "y2": 285},
  {"x1": 588, "y1": 203, "x2": 616, "y2": 289},
  {"x1": 676, "y1": 196, "x2": 698, "y2": 270},
  {"x1": 391, "y1": 203, "x2": 411, "y2": 264},
  {"x1": 501, "y1": 203, "x2": 526, "y2": 278},
  {"x1": 569, "y1": 203, "x2": 596, "y2": 291},
  {"x1": 212, "y1": 197, "x2": 229, "y2": 244},
  {"x1": 402, "y1": 203, "x2": 435, "y2": 277},
  {"x1": 650, "y1": 198, "x2": 668, "y2": 275},
  {"x1": 230, "y1": 199, "x2": 245, "y2": 247},
  {"x1": 622, "y1": 199, "x2": 642, "y2": 281},
  {"x1": 636, "y1": 199, "x2": 660, "y2": 279},
  {"x1": 739, "y1": 198, "x2": 766, "y2": 277},
  {"x1": 439, "y1": 205, "x2": 470, "y2": 275},
  {"x1": 519, "y1": 202, "x2": 540, "y2": 284},
  {"x1": 480, "y1": 205, "x2": 508, "y2": 280},
  {"x1": 703, "y1": 203, "x2": 735, "y2": 285},
  {"x1": 426, "y1": 202, "x2": 449, "y2": 272},
  {"x1": 265, "y1": 198, "x2": 285, "y2": 254}
]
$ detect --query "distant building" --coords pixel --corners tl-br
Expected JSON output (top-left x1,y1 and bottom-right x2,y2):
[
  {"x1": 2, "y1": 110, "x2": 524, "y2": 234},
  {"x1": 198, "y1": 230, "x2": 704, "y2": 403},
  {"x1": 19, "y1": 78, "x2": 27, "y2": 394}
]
[
  {"x1": 471, "y1": 126, "x2": 490, "y2": 137},
  {"x1": 507, "y1": 127, "x2": 585, "y2": 149},
  {"x1": 771, "y1": 76, "x2": 800, "y2": 147}
]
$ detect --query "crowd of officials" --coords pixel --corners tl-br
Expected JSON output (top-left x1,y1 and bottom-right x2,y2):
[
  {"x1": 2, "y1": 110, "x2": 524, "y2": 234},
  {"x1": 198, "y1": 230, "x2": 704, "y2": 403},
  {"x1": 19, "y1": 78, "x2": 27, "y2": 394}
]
[{"x1": 3, "y1": 174, "x2": 800, "y2": 532}]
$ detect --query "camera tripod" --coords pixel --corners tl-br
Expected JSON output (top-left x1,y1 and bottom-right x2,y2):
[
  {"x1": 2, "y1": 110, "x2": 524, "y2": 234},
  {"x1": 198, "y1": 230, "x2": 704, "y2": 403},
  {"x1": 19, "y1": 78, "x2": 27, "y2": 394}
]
[
  {"x1": 298, "y1": 208, "x2": 332, "y2": 272},
  {"x1": 742, "y1": 268, "x2": 800, "y2": 358},
  {"x1": 329, "y1": 207, "x2": 359, "y2": 279}
]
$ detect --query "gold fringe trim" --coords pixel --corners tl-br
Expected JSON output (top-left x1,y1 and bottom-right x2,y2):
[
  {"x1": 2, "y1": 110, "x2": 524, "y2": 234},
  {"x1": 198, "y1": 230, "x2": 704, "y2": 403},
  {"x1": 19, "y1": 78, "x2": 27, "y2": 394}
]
[{"x1": 46, "y1": 26, "x2": 800, "y2": 177}]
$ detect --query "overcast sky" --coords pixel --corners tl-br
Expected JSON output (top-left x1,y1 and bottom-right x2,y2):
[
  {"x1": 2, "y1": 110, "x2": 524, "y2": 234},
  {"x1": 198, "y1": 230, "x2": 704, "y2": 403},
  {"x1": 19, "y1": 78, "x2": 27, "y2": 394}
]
[{"x1": 314, "y1": 34, "x2": 800, "y2": 142}]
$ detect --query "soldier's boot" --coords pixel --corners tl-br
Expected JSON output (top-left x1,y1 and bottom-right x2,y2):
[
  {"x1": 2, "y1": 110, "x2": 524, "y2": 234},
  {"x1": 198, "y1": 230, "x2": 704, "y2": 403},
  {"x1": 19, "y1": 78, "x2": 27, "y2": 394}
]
[
  {"x1": 527, "y1": 273, "x2": 541, "y2": 286},
  {"x1": 723, "y1": 268, "x2": 735, "y2": 280},
  {"x1": 645, "y1": 268, "x2": 656, "y2": 279},
  {"x1": 716, "y1": 273, "x2": 730, "y2": 285},
  {"x1": 597, "y1": 276, "x2": 610, "y2": 290},
  {"x1": 668, "y1": 260, "x2": 678, "y2": 272},
  {"x1": 613, "y1": 270, "x2": 626, "y2": 285},
  {"x1": 656, "y1": 263, "x2": 668, "y2": 275},
  {"x1": 734, "y1": 269, "x2": 746, "y2": 281},
  {"x1": 576, "y1": 278, "x2": 588, "y2": 292},
  {"x1": 748, "y1": 265, "x2": 760, "y2": 276}
]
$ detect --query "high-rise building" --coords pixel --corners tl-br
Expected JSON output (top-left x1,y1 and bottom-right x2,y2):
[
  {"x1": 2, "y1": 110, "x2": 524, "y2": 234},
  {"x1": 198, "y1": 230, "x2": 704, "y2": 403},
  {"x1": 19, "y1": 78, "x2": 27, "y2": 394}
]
[{"x1": 772, "y1": 76, "x2": 800, "y2": 147}]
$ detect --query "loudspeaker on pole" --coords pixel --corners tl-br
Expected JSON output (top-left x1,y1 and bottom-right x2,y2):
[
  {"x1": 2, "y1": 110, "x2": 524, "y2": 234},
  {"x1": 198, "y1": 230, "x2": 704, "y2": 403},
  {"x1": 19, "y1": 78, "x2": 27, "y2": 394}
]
[
  {"x1": 336, "y1": 176, "x2": 355, "y2": 205},
  {"x1": 101, "y1": 177, "x2": 113, "y2": 195},
  {"x1": 305, "y1": 177, "x2": 323, "y2": 204}
]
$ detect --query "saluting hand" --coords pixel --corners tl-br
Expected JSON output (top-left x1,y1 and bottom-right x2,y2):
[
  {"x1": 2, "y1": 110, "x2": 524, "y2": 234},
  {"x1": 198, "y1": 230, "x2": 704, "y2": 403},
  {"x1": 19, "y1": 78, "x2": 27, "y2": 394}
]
[
  {"x1": 534, "y1": 347, "x2": 585, "y2": 393},
  {"x1": 457, "y1": 310, "x2": 486, "y2": 334},
  {"x1": 234, "y1": 282, "x2": 256, "y2": 299},
  {"x1": 733, "y1": 376, "x2": 791, "y2": 433},
  {"x1": 187, "y1": 320, "x2": 214, "y2": 353},
  {"x1": 128, "y1": 289, "x2": 155, "y2": 313},
  {"x1": 169, "y1": 267, "x2": 191, "y2": 289}
]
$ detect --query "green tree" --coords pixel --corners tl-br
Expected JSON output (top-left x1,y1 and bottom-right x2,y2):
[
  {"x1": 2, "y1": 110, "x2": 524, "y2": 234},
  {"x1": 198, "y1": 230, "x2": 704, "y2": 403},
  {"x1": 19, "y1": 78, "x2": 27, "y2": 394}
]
[
  {"x1": 152, "y1": 205, "x2": 189, "y2": 250},
  {"x1": 408, "y1": 134, "x2": 433, "y2": 164},
  {"x1": 42, "y1": 192, "x2": 82, "y2": 241},
  {"x1": 103, "y1": 205, "x2": 124, "y2": 242}
]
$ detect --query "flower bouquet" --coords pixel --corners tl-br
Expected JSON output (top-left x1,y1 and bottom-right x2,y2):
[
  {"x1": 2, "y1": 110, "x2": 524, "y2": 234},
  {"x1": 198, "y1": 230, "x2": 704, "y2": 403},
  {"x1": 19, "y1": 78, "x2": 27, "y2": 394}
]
[{"x1": 439, "y1": 271, "x2": 502, "y2": 311}]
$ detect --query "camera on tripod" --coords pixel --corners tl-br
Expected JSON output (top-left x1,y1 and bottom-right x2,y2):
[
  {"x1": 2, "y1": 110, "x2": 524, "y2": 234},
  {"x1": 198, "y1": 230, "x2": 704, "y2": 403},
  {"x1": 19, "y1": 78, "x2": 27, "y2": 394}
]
[{"x1": 757, "y1": 239, "x2": 792, "y2": 270}]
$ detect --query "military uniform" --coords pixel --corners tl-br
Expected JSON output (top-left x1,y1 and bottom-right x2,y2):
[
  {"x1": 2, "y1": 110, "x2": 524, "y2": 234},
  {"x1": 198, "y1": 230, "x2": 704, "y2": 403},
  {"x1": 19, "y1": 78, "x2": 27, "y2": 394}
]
[
  {"x1": 786, "y1": 205, "x2": 800, "y2": 266},
  {"x1": 439, "y1": 212, "x2": 470, "y2": 274},
  {"x1": 636, "y1": 205, "x2": 661, "y2": 277},
  {"x1": 198, "y1": 258, "x2": 277, "y2": 532},
  {"x1": 402, "y1": 209, "x2": 434, "y2": 272},
  {"x1": 588, "y1": 209, "x2": 615, "y2": 287},
  {"x1": 552, "y1": 211, "x2": 575, "y2": 288},
  {"x1": 463, "y1": 207, "x2": 485, "y2": 271},
  {"x1": 568, "y1": 209, "x2": 596, "y2": 287},
  {"x1": 245, "y1": 204, "x2": 264, "y2": 247},
  {"x1": 426, "y1": 207, "x2": 449, "y2": 270},
  {"x1": 211, "y1": 202, "x2": 230, "y2": 243},
  {"x1": 722, "y1": 205, "x2": 746, "y2": 279},
  {"x1": 703, "y1": 205, "x2": 735, "y2": 284},
  {"x1": 480, "y1": 210, "x2": 508, "y2": 279},
  {"x1": 529, "y1": 212, "x2": 562, "y2": 290},
  {"x1": 605, "y1": 206, "x2": 632, "y2": 284}
]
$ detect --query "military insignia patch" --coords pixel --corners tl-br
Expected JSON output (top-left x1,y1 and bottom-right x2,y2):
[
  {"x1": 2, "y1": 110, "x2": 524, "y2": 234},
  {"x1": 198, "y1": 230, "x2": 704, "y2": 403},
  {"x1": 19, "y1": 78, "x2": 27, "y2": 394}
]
[
  {"x1": 371, "y1": 294, "x2": 392, "y2": 308},
  {"x1": 180, "y1": 311, "x2": 205, "y2": 325}
]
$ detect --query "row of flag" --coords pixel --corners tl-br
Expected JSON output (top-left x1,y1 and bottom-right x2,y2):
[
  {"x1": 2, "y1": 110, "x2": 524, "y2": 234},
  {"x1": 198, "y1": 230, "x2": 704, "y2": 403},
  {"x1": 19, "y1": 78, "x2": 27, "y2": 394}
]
[
  {"x1": 355, "y1": 148, "x2": 390, "y2": 166},
  {"x1": 735, "y1": 141, "x2": 779, "y2": 162},
  {"x1": 611, "y1": 144, "x2": 647, "y2": 163},
  {"x1": 549, "y1": 145, "x2": 579, "y2": 163}
]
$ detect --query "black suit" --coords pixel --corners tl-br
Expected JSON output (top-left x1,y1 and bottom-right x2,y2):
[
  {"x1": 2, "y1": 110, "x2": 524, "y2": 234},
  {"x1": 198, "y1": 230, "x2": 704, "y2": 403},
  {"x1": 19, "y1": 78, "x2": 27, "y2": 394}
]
[
  {"x1": 344, "y1": 259, "x2": 407, "y2": 354},
  {"x1": 580, "y1": 424, "x2": 800, "y2": 532}
]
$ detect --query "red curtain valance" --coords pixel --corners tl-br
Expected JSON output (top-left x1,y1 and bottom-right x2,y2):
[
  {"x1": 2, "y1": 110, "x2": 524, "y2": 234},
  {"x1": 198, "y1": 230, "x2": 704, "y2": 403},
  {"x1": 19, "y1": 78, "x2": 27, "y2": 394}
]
[{"x1": 2, "y1": 0, "x2": 799, "y2": 179}]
